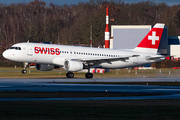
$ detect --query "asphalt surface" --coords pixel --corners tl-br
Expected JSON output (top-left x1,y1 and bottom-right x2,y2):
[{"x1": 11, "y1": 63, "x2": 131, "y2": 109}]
[
  {"x1": 0, "y1": 77, "x2": 180, "y2": 100},
  {"x1": 0, "y1": 77, "x2": 180, "y2": 83}
]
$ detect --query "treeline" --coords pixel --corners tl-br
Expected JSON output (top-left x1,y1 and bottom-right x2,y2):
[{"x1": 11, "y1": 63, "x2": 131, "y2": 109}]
[
  {"x1": 0, "y1": 0, "x2": 180, "y2": 52},
  {"x1": 152, "y1": 59, "x2": 180, "y2": 68}
]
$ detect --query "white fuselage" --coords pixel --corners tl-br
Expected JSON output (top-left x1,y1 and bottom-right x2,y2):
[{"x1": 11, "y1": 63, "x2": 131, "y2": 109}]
[{"x1": 3, "y1": 42, "x2": 164, "y2": 69}]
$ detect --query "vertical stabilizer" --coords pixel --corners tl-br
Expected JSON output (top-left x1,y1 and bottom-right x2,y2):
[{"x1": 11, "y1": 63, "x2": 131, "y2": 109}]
[{"x1": 134, "y1": 23, "x2": 165, "y2": 54}]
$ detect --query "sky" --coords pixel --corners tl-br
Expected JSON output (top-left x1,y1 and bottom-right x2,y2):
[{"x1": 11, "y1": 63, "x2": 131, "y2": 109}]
[{"x1": 0, "y1": 0, "x2": 180, "y2": 6}]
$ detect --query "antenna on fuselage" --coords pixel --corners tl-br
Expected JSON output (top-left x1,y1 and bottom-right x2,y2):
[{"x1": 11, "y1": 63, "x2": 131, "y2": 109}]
[{"x1": 27, "y1": 40, "x2": 29, "y2": 43}]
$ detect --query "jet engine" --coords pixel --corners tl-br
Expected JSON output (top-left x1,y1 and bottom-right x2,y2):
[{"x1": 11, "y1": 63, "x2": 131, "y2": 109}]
[
  {"x1": 36, "y1": 64, "x2": 54, "y2": 71},
  {"x1": 64, "y1": 60, "x2": 83, "y2": 72}
]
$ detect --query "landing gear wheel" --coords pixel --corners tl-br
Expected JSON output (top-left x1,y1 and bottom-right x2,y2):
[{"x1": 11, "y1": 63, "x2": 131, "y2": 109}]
[
  {"x1": 22, "y1": 62, "x2": 28, "y2": 74},
  {"x1": 66, "y1": 72, "x2": 74, "y2": 78},
  {"x1": 22, "y1": 70, "x2": 27, "y2": 74},
  {"x1": 85, "y1": 73, "x2": 93, "y2": 79}
]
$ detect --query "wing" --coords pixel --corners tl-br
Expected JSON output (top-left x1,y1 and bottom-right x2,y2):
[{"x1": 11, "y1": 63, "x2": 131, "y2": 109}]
[{"x1": 71, "y1": 55, "x2": 139, "y2": 66}]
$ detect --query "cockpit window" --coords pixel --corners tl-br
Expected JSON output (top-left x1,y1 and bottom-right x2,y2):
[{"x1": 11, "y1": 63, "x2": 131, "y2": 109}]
[{"x1": 10, "y1": 47, "x2": 21, "y2": 50}]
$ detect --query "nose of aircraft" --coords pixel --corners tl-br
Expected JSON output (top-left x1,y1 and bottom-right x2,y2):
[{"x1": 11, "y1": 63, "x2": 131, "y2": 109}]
[{"x1": 2, "y1": 50, "x2": 9, "y2": 59}]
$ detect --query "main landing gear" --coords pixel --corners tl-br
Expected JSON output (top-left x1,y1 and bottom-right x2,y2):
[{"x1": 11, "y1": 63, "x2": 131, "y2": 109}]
[
  {"x1": 85, "y1": 72, "x2": 93, "y2": 79},
  {"x1": 66, "y1": 72, "x2": 74, "y2": 78},
  {"x1": 85, "y1": 66, "x2": 93, "y2": 79},
  {"x1": 22, "y1": 62, "x2": 28, "y2": 74},
  {"x1": 66, "y1": 71, "x2": 93, "y2": 79},
  {"x1": 66, "y1": 67, "x2": 93, "y2": 79}
]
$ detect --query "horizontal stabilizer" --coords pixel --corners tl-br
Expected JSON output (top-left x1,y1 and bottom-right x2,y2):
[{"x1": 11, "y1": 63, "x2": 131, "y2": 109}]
[{"x1": 146, "y1": 55, "x2": 165, "y2": 60}]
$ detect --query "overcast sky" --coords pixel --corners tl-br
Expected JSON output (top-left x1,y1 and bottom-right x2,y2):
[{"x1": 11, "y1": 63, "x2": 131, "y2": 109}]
[{"x1": 0, "y1": 0, "x2": 179, "y2": 6}]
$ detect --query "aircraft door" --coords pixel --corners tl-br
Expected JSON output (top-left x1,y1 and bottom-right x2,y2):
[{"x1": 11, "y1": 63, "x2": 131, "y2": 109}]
[{"x1": 27, "y1": 43, "x2": 33, "y2": 56}]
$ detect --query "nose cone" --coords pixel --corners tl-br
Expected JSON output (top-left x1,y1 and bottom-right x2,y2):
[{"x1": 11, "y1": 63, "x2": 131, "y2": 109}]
[
  {"x1": 2, "y1": 50, "x2": 11, "y2": 60},
  {"x1": 2, "y1": 50, "x2": 8, "y2": 59}
]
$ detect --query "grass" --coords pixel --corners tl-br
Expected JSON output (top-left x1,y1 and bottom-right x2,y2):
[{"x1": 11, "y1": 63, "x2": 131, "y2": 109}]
[
  {"x1": 1, "y1": 67, "x2": 180, "y2": 78},
  {"x1": 0, "y1": 67, "x2": 67, "y2": 78}
]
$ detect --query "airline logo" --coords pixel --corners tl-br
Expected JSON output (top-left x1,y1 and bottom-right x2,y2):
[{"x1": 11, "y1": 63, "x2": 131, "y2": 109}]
[
  {"x1": 136, "y1": 27, "x2": 163, "y2": 49},
  {"x1": 34, "y1": 47, "x2": 60, "y2": 55},
  {"x1": 148, "y1": 31, "x2": 159, "y2": 45}
]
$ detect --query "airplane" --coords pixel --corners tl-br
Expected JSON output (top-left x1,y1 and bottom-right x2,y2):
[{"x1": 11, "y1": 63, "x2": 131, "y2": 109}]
[{"x1": 3, "y1": 23, "x2": 165, "y2": 79}]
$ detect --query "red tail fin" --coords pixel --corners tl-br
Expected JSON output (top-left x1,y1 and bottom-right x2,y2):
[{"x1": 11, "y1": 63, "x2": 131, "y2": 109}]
[{"x1": 134, "y1": 23, "x2": 165, "y2": 53}]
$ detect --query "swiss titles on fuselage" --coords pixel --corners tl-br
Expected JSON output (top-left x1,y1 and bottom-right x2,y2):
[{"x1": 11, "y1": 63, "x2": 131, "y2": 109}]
[{"x1": 34, "y1": 47, "x2": 60, "y2": 55}]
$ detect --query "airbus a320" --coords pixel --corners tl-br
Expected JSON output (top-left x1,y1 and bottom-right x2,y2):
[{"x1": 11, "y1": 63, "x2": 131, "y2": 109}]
[{"x1": 3, "y1": 23, "x2": 165, "y2": 79}]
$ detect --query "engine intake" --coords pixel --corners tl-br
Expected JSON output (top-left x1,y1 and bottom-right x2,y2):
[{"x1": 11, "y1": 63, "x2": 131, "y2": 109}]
[{"x1": 64, "y1": 60, "x2": 83, "y2": 72}]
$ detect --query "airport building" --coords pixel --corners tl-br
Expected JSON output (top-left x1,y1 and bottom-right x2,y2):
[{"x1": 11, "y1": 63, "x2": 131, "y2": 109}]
[
  {"x1": 168, "y1": 36, "x2": 180, "y2": 59},
  {"x1": 110, "y1": 25, "x2": 180, "y2": 59}
]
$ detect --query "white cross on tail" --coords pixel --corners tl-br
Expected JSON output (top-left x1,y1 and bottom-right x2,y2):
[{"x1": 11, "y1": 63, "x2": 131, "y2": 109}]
[{"x1": 148, "y1": 31, "x2": 159, "y2": 45}]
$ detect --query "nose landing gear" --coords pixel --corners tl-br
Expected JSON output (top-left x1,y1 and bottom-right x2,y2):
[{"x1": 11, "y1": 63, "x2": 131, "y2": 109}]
[
  {"x1": 22, "y1": 69, "x2": 27, "y2": 74},
  {"x1": 22, "y1": 62, "x2": 28, "y2": 74}
]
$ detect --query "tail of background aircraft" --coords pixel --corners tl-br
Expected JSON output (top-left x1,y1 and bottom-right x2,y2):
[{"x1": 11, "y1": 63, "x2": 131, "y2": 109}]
[{"x1": 134, "y1": 23, "x2": 165, "y2": 54}]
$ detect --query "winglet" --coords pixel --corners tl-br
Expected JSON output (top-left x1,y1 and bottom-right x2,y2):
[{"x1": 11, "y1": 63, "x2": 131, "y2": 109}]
[{"x1": 134, "y1": 23, "x2": 165, "y2": 54}]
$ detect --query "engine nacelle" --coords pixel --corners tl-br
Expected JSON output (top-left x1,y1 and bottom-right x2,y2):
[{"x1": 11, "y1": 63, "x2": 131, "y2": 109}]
[
  {"x1": 64, "y1": 60, "x2": 83, "y2": 72},
  {"x1": 36, "y1": 64, "x2": 54, "y2": 71}
]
